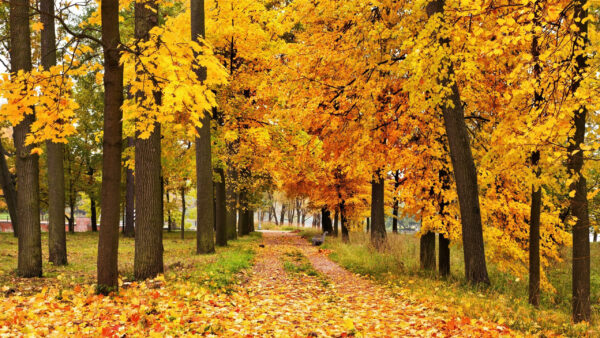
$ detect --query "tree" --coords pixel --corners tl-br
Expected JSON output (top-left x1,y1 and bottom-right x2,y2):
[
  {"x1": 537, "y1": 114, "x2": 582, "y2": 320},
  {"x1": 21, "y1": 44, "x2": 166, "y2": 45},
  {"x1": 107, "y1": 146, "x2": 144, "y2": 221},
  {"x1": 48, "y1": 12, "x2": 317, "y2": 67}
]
[
  {"x1": 420, "y1": 232, "x2": 435, "y2": 271},
  {"x1": 569, "y1": 0, "x2": 590, "y2": 323},
  {"x1": 133, "y1": 0, "x2": 164, "y2": 280},
  {"x1": 11, "y1": 0, "x2": 42, "y2": 278},
  {"x1": 370, "y1": 173, "x2": 385, "y2": 249},
  {"x1": 424, "y1": 0, "x2": 489, "y2": 284},
  {"x1": 42, "y1": 0, "x2": 67, "y2": 266},
  {"x1": 97, "y1": 0, "x2": 124, "y2": 293},
  {"x1": 321, "y1": 207, "x2": 333, "y2": 234},
  {"x1": 0, "y1": 140, "x2": 18, "y2": 237},
  {"x1": 124, "y1": 137, "x2": 135, "y2": 237},
  {"x1": 192, "y1": 0, "x2": 215, "y2": 254},
  {"x1": 215, "y1": 167, "x2": 228, "y2": 246}
]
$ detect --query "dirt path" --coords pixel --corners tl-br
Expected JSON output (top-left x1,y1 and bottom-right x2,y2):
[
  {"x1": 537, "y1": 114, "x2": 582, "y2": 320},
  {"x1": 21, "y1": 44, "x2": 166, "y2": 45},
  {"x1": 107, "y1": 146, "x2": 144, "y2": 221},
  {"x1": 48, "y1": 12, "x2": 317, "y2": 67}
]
[{"x1": 224, "y1": 231, "x2": 512, "y2": 337}]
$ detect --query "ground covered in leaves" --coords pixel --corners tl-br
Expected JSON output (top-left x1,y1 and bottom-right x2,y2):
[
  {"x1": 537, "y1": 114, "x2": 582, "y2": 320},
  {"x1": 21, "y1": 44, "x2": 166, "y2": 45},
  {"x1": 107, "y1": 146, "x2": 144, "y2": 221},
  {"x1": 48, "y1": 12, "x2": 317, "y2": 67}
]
[{"x1": 0, "y1": 231, "x2": 516, "y2": 336}]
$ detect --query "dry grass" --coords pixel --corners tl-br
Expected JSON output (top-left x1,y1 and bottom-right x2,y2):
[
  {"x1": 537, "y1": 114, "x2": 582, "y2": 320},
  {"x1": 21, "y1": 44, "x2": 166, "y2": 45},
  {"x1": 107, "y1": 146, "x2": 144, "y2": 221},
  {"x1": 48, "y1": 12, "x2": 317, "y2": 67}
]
[{"x1": 322, "y1": 231, "x2": 600, "y2": 335}]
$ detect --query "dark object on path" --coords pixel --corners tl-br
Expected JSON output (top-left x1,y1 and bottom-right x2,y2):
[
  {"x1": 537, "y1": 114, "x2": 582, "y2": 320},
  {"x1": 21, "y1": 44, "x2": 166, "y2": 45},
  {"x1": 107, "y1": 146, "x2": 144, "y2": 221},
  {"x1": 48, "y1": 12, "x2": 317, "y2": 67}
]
[
  {"x1": 312, "y1": 231, "x2": 328, "y2": 246},
  {"x1": 259, "y1": 244, "x2": 265, "y2": 248}
]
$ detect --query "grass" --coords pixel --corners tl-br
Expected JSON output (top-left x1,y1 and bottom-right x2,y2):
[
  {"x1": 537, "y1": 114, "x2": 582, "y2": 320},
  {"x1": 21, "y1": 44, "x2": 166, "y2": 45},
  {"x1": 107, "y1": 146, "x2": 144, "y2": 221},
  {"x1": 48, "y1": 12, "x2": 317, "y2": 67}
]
[
  {"x1": 321, "y1": 232, "x2": 599, "y2": 336},
  {"x1": 257, "y1": 221, "x2": 310, "y2": 232},
  {"x1": 280, "y1": 249, "x2": 329, "y2": 286},
  {"x1": 0, "y1": 231, "x2": 261, "y2": 294}
]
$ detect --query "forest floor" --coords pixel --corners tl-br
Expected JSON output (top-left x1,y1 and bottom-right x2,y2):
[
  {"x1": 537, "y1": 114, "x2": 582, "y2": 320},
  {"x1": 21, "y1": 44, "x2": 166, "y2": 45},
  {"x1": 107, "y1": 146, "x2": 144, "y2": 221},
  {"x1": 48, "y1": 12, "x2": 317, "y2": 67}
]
[
  {"x1": 307, "y1": 230, "x2": 600, "y2": 336},
  {"x1": 0, "y1": 230, "x2": 517, "y2": 336},
  {"x1": 242, "y1": 231, "x2": 513, "y2": 336}
]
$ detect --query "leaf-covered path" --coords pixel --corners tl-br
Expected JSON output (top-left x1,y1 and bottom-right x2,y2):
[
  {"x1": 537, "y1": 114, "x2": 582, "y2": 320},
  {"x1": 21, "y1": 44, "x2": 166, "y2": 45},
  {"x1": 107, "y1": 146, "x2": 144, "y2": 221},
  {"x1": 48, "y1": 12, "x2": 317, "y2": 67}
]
[
  {"x1": 237, "y1": 231, "x2": 512, "y2": 337},
  {"x1": 0, "y1": 231, "x2": 515, "y2": 336}
]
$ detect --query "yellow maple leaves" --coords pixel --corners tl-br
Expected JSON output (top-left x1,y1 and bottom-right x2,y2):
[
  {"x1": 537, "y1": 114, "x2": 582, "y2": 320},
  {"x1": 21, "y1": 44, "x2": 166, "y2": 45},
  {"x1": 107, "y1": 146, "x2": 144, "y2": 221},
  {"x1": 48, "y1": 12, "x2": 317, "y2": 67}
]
[
  {"x1": 121, "y1": 8, "x2": 228, "y2": 140},
  {"x1": 0, "y1": 66, "x2": 79, "y2": 147}
]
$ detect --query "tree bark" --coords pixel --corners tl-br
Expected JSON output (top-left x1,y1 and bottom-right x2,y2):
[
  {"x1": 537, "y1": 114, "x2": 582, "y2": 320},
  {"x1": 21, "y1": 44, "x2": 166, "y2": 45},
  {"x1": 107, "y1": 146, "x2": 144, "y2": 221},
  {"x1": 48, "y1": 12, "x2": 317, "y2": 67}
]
[
  {"x1": 225, "y1": 169, "x2": 237, "y2": 240},
  {"x1": 438, "y1": 167, "x2": 451, "y2": 276},
  {"x1": 340, "y1": 200, "x2": 349, "y2": 243},
  {"x1": 321, "y1": 207, "x2": 333, "y2": 234},
  {"x1": 180, "y1": 187, "x2": 186, "y2": 239},
  {"x1": 528, "y1": 0, "x2": 543, "y2": 307},
  {"x1": 215, "y1": 168, "x2": 227, "y2": 246},
  {"x1": 569, "y1": 0, "x2": 590, "y2": 323},
  {"x1": 10, "y1": 0, "x2": 41, "y2": 277},
  {"x1": 439, "y1": 233, "x2": 450, "y2": 276},
  {"x1": 42, "y1": 0, "x2": 67, "y2": 266},
  {"x1": 280, "y1": 203, "x2": 286, "y2": 225},
  {"x1": 426, "y1": 0, "x2": 489, "y2": 284},
  {"x1": 392, "y1": 171, "x2": 400, "y2": 234},
  {"x1": 166, "y1": 188, "x2": 173, "y2": 232},
  {"x1": 272, "y1": 204, "x2": 279, "y2": 225},
  {"x1": 529, "y1": 177, "x2": 541, "y2": 306},
  {"x1": 91, "y1": 196, "x2": 97, "y2": 232},
  {"x1": 124, "y1": 138, "x2": 135, "y2": 237},
  {"x1": 333, "y1": 210, "x2": 339, "y2": 237},
  {"x1": 370, "y1": 174, "x2": 386, "y2": 249},
  {"x1": 0, "y1": 142, "x2": 18, "y2": 237},
  {"x1": 133, "y1": 0, "x2": 164, "y2": 280},
  {"x1": 420, "y1": 231, "x2": 436, "y2": 270},
  {"x1": 192, "y1": 0, "x2": 215, "y2": 254},
  {"x1": 238, "y1": 190, "x2": 250, "y2": 236},
  {"x1": 97, "y1": 0, "x2": 124, "y2": 293}
]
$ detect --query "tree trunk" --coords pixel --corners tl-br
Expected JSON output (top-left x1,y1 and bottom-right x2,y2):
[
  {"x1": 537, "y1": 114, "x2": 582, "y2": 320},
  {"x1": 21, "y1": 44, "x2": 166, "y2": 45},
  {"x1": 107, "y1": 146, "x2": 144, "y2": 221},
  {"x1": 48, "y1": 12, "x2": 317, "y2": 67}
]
[
  {"x1": 91, "y1": 196, "x2": 97, "y2": 232},
  {"x1": 529, "y1": 178, "x2": 541, "y2": 306},
  {"x1": 272, "y1": 204, "x2": 279, "y2": 225},
  {"x1": 366, "y1": 217, "x2": 370, "y2": 233},
  {"x1": 180, "y1": 187, "x2": 186, "y2": 239},
  {"x1": 166, "y1": 189, "x2": 172, "y2": 232},
  {"x1": 340, "y1": 200, "x2": 349, "y2": 243},
  {"x1": 370, "y1": 174, "x2": 386, "y2": 249},
  {"x1": 426, "y1": 0, "x2": 489, "y2": 284},
  {"x1": 392, "y1": 170, "x2": 400, "y2": 234},
  {"x1": 215, "y1": 168, "x2": 227, "y2": 246},
  {"x1": 238, "y1": 190, "x2": 249, "y2": 236},
  {"x1": 288, "y1": 207, "x2": 295, "y2": 225},
  {"x1": 11, "y1": 0, "x2": 42, "y2": 278},
  {"x1": 134, "y1": 118, "x2": 164, "y2": 280},
  {"x1": 528, "y1": 0, "x2": 543, "y2": 307},
  {"x1": 301, "y1": 212, "x2": 306, "y2": 226},
  {"x1": 333, "y1": 210, "x2": 339, "y2": 237},
  {"x1": 392, "y1": 199, "x2": 399, "y2": 234},
  {"x1": 42, "y1": 0, "x2": 67, "y2": 266},
  {"x1": 569, "y1": 0, "x2": 590, "y2": 323},
  {"x1": 439, "y1": 233, "x2": 450, "y2": 276},
  {"x1": 321, "y1": 208, "x2": 333, "y2": 234},
  {"x1": 249, "y1": 209, "x2": 255, "y2": 232},
  {"x1": 0, "y1": 142, "x2": 18, "y2": 237},
  {"x1": 97, "y1": 0, "x2": 124, "y2": 293},
  {"x1": 124, "y1": 137, "x2": 135, "y2": 237},
  {"x1": 133, "y1": 0, "x2": 164, "y2": 281},
  {"x1": 192, "y1": 0, "x2": 215, "y2": 254},
  {"x1": 225, "y1": 169, "x2": 237, "y2": 240},
  {"x1": 420, "y1": 231, "x2": 436, "y2": 270},
  {"x1": 280, "y1": 203, "x2": 286, "y2": 225},
  {"x1": 438, "y1": 167, "x2": 451, "y2": 277}
]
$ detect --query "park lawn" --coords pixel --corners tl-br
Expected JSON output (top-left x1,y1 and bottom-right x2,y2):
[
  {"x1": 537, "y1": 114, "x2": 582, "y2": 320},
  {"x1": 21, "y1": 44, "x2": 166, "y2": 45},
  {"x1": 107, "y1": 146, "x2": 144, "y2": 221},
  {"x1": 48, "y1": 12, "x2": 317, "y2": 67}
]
[
  {"x1": 0, "y1": 231, "x2": 260, "y2": 295},
  {"x1": 318, "y1": 231, "x2": 599, "y2": 336},
  {"x1": 257, "y1": 222, "x2": 308, "y2": 232}
]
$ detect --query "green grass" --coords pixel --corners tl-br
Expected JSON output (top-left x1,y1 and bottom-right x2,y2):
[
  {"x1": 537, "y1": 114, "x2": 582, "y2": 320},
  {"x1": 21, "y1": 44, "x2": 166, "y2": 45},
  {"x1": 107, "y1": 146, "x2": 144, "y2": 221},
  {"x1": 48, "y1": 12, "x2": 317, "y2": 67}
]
[
  {"x1": 0, "y1": 231, "x2": 260, "y2": 294},
  {"x1": 257, "y1": 222, "x2": 309, "y2": 231},
  {"x1": 321, "y1": 232, "x2": 599, "y2": 335},
  {"x1": 280, "y1": 249, "x2": 329, "y2": 286}
]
